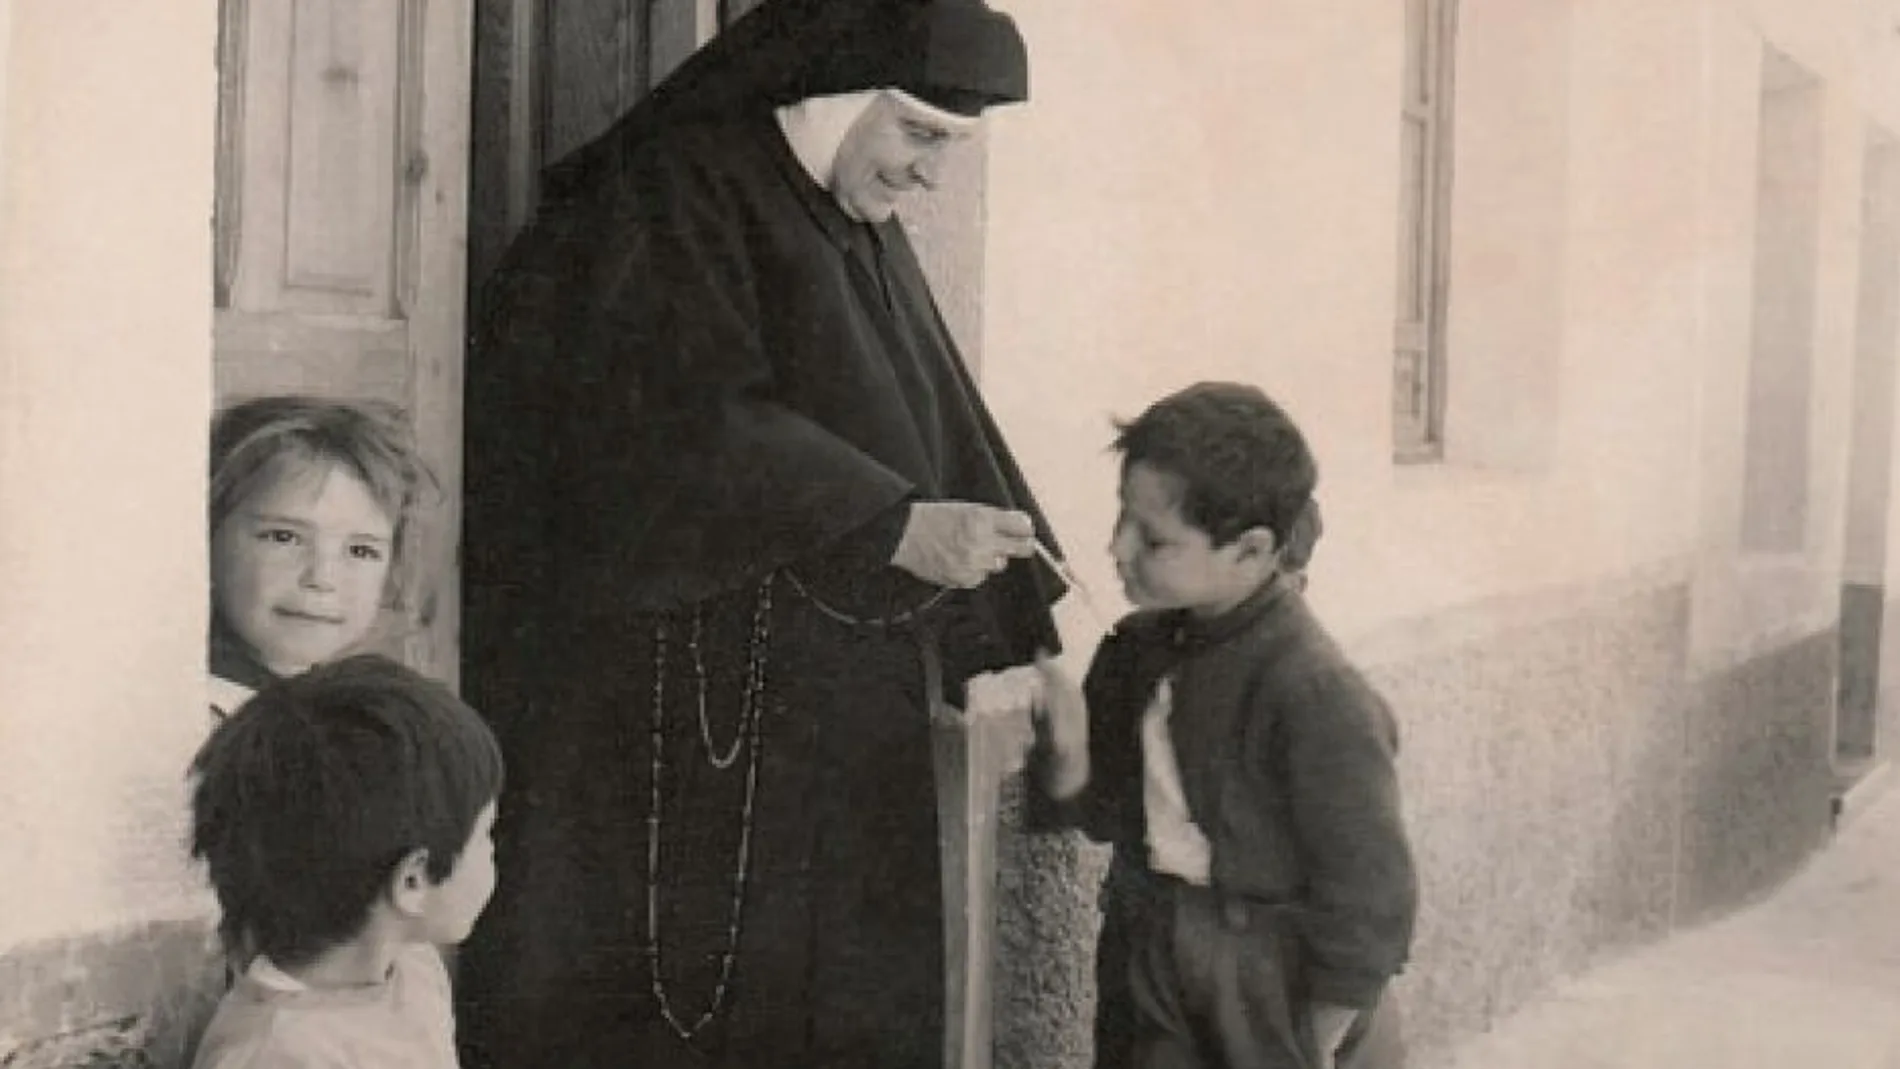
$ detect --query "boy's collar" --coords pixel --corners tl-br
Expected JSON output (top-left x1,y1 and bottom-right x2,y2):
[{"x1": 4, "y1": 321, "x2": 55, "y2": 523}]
[
  {"x1": 246, "y1": 955, "x2": 308, "y2": 993},
  {"x1": 1164, "y1": 570, "x2": 1299, "y2": 651},
  {"x1": 246, "y1": 948, "x2": 405, "y2": 996}
]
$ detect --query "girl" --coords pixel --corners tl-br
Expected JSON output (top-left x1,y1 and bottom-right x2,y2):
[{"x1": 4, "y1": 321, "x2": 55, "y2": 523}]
[{"x1": 207, "y1": 397, "x2": 433, "y2": 720}]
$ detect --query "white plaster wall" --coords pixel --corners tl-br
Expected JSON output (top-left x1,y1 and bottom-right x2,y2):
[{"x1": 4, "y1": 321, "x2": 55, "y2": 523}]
[
  {"x1": 0, "y1": 1, "x2": 219, "y2": 947},
  {"x1": 0, "y1": 0, "x2": 12, "y2": 237},
  {"x1": 1873, "y1": 0, "x2": 1900, "y2": 599},
  {"x1": 984, "y1": 0, "x2": 1411, "y2": 657},
  {"x1": 984, "y1": 0, "x2": 1900, "y2": 672},
  {"x1": 976, "y1": 0, "x2": 1892, "y2": 1054},
  {"x1": 1550, "y1": 0, "x2": 1708, "y2": 579},
  {"x1": 1686, "y1": 0, "x2": 1884, "y2": 668},
  {"x1": 1441, "y1": 0, "x2": 1571, "y2": 475},
  {"x1": 1840, "y1": 136, "x2": 1900, "y2": 586},
  {"x1": 985, "y1": 0, "x2": 1717, "y2": 658},
  {"x1": 1887, "y1": 284, "x2": 1900, "y2": 594},
  {"x1": 1806, "y1": 90, "x2": 1871, "y2": 588}
]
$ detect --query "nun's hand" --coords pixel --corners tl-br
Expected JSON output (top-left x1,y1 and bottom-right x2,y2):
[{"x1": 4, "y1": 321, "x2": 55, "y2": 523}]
[{"x1": 891, "y1": 501, "x2": 1037, "y2": 588}]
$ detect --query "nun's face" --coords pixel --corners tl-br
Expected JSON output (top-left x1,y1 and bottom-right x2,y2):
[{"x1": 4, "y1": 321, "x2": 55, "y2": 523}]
[{"x1": 831, "y1": 93, "x2": 975, "y2": 223}]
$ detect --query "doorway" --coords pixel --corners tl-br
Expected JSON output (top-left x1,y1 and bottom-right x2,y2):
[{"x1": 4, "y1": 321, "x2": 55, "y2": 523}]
[
  {"x1": 1835, "y1": 128, "x2": 1900, "y2": 785},
  {"x1": 467, "y1": 0, "x2": 766, "y2": 287}
]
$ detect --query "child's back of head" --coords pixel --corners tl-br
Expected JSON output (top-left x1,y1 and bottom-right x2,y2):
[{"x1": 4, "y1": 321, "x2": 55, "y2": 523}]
[{"x1": 190, "y1": 653, "x2": 503, "y2": 970}]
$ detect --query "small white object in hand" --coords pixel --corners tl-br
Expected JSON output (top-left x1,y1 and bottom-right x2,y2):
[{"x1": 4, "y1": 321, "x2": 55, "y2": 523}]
[
  {"x1": 963, "y1": 664, "x2": 1044, "y2": 721},
  {"x1": 958, "y1": 664, "x2": 1045, "y2": 778}
]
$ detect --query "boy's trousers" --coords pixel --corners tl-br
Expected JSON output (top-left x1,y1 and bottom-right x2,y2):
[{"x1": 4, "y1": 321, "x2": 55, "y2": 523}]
[{"x1": 1095, "y1": 873, "x2": 1405, "y2": 1069}]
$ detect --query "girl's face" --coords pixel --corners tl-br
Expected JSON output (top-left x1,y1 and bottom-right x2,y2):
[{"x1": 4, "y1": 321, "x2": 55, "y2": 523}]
[{"x1": 211, "y1": 462, "x2": 395, "y2": 677}]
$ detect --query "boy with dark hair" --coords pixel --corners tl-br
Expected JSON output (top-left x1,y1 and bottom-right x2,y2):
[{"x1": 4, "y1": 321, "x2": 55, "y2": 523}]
[
  {"x1": 1033, "y1": 381, "x2": 1418, "y2": 1069},
  {"x1": 188, "y1": 653, "x2": 504, "y2": 1069}
]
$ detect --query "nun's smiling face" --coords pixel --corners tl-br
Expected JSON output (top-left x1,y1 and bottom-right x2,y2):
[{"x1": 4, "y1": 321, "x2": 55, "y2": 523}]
[{"x1": 831, "y1": 92, "x2": 976, "y2": 223}]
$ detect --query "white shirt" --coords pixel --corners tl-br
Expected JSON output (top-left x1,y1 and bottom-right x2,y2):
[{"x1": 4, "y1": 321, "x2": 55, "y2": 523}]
[
  {"x1": 1140, "y1": 676, "x2": 1213, "y2": 885},
  {"x1": 208, "y1": 673, "x2": 255, "y2": 722},
  {"x1": 190, "y1": 946, "x2": 458, "y2": 1069}
]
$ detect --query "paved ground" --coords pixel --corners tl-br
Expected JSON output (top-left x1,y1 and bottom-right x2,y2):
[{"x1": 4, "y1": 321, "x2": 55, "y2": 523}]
[{"x1": 1445, "y1": 769, "x2": 1900, "y2": 1069}]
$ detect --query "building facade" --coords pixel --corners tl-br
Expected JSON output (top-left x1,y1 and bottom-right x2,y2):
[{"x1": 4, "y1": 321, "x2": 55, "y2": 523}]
[
  {"x1": 3, "y1": 0, "x2": 1899, "y2": 1066},
  {"x1": 979, "y1": 1, "x2": 1900, "y2": 1064}
]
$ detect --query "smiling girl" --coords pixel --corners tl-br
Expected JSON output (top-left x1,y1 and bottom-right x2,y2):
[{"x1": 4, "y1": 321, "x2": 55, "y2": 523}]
[{"x1": 206, "y1": 398, "x2": 433, "y2": 720}]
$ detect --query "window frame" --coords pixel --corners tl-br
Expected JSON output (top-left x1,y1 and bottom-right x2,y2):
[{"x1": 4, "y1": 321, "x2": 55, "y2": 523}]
[{"x1": 1393, "y1": 0, "x2": 1460, "y2": 462}]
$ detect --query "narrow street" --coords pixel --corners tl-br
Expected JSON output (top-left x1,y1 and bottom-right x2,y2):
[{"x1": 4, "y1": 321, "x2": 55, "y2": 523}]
[{"x1": 1449, "y1": 775, "x2": 1900, "y2": 1068}]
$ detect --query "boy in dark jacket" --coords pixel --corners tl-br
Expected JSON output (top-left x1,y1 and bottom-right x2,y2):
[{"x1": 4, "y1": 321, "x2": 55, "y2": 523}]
[{"x1": 1033, "y1": 382, "x2": 1418, "y2": 1069}]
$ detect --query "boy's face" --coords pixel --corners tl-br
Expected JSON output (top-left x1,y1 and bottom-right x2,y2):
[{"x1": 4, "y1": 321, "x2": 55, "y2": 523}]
[
  {"x1": 419, "y1": 800, "x2": 498, "y2": 945},
  {"x1": 1110, "y1": 460, "x2": 1277, "y2": 618},
  {"x1": 211, "y1": 462, "x2": 394, "y2": 677}
]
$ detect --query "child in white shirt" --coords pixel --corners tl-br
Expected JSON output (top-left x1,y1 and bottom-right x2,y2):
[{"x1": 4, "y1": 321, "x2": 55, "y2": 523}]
[{"x1": 188, "y1": 654, "x2": 502, "y2": 1069}]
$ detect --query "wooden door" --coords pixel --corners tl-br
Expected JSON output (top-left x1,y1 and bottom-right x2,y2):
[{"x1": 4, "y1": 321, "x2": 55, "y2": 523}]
[
  {"x1": 468, "y1": 0, "x2": 767, "y2": 281},
  {"x1": 214, "y1": 0, "x2": 472, "y2": 685}
]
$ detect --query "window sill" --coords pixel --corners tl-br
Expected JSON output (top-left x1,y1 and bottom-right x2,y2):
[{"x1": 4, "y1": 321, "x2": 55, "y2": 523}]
[{"x1": 1392, "y1": 443, "x2": 1444, "y2": 465}]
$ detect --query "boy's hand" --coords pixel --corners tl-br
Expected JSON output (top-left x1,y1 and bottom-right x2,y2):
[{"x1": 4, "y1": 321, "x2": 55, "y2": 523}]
[
  {"x1": 1310, "y1": 1003, "x2": 1359, "y2": 1069},
  {"x1": 1032, "y1": 654, "x2": 1089, "y2": 799},
  {"x1": 955, "y1": 655, "x2": 1089, "y2": 794},
  {"x1": 1031, "y1": 655, "x2": 1085, "y2": 744}
]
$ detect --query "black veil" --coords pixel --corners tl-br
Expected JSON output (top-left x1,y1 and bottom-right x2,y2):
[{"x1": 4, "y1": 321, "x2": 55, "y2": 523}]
[{"x1": 539, "y1": 0, "x2": 1027, "y2": 205}]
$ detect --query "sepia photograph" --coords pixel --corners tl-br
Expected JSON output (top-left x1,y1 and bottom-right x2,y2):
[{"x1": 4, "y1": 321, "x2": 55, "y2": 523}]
[{"x1": 2, "y1": 1, "x2": 1898, "y2": 1067}]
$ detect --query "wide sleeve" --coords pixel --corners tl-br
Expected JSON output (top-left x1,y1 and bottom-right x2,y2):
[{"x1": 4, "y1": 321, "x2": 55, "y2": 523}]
[
  {"x1": 1278, "y1": 666, "x2": 1419, "y2": 1008},
  {"x1": 556, "y1": 133, "x2": 925, "y2": 611}
]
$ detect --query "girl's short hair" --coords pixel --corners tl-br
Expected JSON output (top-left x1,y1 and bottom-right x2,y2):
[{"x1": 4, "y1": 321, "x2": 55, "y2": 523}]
[
  {"x1": 189, "y1": 654, "x2": 504, "y2": 968},
  {"x1": 210, "y1": 396, "x2": 436, "y2": 610}
]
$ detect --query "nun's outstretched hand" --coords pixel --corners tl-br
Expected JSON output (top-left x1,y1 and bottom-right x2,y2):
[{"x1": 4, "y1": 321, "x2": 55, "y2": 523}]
[{"x1": 891, "y1": 501, "x2": 1037, "y2": 589}]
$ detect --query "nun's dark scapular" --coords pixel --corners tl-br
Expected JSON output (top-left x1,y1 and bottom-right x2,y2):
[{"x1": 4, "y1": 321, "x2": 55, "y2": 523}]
[{"x1": 453, "y1": 2, "x2": 1065, "y2": 1067}]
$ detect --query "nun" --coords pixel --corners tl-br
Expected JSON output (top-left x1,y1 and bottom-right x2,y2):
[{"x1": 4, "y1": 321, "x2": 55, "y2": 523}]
[{"x1": 453, "y1": 1, "x2": 1068, "y2": 1066}]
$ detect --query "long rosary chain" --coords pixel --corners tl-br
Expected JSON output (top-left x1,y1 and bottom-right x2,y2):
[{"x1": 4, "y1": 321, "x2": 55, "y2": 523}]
[
  {"x1": 644, "y1": 576, "x2": 775, "y2": 1044},
  {"x1": 688, "y1": 608, "x2": 745, "y2": 770},
  {"x1": 780, "y1": 568, "x2": 949, "y2": 629}
]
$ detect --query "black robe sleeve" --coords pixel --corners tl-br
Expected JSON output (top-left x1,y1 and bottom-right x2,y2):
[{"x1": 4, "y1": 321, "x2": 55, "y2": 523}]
[
  {"x1": 521, "y1": 127, "x2": 937, "y2": 614},
  {"x1": 468, "y1": 113, "x2": 1064, "y2": 678}
]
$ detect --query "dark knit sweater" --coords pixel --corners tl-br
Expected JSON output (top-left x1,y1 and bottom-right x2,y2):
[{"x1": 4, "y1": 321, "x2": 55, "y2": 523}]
[{"x1": 1038, "y1": 574, "x2": 1418, "y2": 1006}]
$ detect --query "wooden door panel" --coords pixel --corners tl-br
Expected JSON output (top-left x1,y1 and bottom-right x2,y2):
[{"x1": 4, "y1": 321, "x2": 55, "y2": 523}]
[
  {"x1": 225, "y1": 0, "x2": 411, "y2": 319},
  {"x1": 542, "y1": 0, "x2": 648, "y2": 164},
  {"x1": 213, "y1": 313, "x2": 410, "y2": 405},
  {"x1": 214, "y1": 0, "x2": 470, "y2": 683},
  {"x1": 282, "y1": 0, "x2": 403, "y2": 312},
  {"x1": 469, "y1": 0, "x2": 738, "y2": 279}
]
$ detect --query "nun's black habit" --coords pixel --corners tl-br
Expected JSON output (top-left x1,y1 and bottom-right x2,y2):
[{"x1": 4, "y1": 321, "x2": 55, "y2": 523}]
[{"x1": 452, "y1": 3, "x2": 1063, "y2": 1066}]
